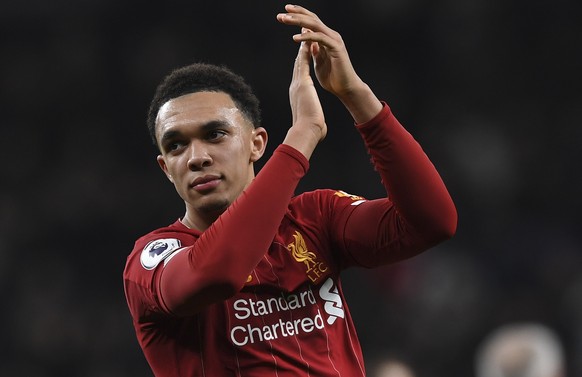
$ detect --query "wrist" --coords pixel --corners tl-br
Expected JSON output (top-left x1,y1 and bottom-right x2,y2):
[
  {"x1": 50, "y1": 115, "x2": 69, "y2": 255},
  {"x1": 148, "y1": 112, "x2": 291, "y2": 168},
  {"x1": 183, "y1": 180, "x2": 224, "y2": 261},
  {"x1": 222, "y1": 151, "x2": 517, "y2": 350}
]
[
  {"x1": 337, "y1": 82, "x2": 383, "y2": 124},
  {"x1": 282, "y1": 123, "x2": 326, "y2": 160}
]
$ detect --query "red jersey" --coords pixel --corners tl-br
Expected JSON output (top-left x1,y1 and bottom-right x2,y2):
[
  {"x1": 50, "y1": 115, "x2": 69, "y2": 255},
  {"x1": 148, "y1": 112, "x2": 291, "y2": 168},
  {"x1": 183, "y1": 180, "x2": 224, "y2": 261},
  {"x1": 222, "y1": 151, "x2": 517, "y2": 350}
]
[{"x1": 123, "y1": 103, "x2": 457, "y2": 376}]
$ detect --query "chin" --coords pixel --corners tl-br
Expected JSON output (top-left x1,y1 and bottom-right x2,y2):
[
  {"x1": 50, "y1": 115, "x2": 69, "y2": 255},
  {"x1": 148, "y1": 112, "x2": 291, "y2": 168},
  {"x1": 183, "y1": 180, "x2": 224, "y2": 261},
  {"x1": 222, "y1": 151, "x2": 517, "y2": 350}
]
[{"x1": 198, "y1": 199, "x2": 231, "y2": 216}]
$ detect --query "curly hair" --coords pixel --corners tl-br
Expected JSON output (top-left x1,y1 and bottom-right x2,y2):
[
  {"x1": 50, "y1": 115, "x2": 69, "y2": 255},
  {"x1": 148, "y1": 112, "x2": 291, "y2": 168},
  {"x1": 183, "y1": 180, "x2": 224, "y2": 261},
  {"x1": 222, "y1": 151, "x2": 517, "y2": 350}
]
[{"x1": 147, "y1": 63, "x2": 262, "y2": 145}]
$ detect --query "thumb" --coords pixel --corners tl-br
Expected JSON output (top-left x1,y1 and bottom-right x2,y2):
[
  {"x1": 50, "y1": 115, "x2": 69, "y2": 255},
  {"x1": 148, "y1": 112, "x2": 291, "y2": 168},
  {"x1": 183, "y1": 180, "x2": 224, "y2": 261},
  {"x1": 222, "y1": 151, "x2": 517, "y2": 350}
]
[{"x1": 293, "y1": 41, "x2": 312, "y2": 80}]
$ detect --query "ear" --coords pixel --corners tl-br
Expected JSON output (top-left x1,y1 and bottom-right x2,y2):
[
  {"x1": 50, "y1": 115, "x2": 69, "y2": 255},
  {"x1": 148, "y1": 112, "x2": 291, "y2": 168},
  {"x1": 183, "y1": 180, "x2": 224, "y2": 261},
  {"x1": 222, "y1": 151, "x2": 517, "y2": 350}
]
[
  {"x1": 157, "y1": 155, "x2": 174, "y2": 183},
  {"x1": 250, "y1": 127, "x2": 268, "y2": 162}
]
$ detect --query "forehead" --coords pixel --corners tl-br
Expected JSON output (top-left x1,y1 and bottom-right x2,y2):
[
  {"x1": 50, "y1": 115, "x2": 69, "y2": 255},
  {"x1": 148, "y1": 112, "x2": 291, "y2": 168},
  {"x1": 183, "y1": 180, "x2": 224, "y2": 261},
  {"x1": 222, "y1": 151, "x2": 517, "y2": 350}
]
[{"x1": 156, "y1": 91, "x2": 246, "y2": 138}]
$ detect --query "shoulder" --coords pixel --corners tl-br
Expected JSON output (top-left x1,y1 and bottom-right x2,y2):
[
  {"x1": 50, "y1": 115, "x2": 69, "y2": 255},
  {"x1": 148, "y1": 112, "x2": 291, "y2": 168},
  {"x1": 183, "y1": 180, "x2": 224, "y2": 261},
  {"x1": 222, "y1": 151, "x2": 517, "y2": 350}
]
[
  {"x1": 291, "y1": 189, "x2": 368, "y2": 209},
  {"x1": 123, "y1": 221, "x2": 199, "y2": 318},
  {"x1": 287, "y1": 189, "x2": 368, "y2": 223},
  {"x1": 124, "y1": 220, "x2": 198, "y2": 278}
]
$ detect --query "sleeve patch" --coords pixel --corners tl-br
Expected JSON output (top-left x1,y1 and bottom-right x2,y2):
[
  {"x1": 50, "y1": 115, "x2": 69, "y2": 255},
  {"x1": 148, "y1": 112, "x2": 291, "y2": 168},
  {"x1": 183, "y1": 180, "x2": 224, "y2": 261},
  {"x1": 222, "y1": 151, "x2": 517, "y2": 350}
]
[{"x1": 140, "y1": 238, "x2": 182, "y2": 270}]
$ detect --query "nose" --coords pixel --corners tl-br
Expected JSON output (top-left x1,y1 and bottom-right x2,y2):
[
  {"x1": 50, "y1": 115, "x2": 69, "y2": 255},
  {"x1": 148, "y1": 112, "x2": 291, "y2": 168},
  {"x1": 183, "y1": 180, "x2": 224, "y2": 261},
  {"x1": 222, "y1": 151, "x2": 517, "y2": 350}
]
[{"x1": 187, "y1": 142, "x2": 213, "y2": 171}]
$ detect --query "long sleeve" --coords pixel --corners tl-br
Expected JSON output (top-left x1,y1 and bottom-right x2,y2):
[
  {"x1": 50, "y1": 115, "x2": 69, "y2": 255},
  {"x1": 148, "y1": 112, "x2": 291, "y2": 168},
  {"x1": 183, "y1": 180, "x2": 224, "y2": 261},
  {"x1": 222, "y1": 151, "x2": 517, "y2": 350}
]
[
  {"x1": 158, "y1": 145, "x2": 309, "y2": 315},
  {"x1": 339, "y1": 102, "x2": 457, "y2": 267}
]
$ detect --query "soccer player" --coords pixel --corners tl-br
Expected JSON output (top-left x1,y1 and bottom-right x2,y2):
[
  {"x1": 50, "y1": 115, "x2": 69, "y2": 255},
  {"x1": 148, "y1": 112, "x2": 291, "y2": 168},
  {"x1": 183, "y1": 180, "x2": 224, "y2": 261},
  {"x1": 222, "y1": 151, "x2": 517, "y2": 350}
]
[{"x1": 123, "y1": 4, "x2": 457, "y2": 376}]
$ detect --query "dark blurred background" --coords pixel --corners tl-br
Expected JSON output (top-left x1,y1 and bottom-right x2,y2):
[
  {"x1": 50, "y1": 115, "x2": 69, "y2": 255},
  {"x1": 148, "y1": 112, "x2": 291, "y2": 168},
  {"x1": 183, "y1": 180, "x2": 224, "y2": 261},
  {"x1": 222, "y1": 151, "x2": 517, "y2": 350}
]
[{"x1": 1, "y1": 0, "x2": 581, "y2": 376}]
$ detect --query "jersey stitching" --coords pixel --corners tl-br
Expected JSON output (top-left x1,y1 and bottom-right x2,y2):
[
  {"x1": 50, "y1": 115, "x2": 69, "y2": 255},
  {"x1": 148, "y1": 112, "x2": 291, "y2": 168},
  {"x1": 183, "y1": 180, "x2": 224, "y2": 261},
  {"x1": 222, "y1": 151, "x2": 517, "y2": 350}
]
[
  {"x1": 340, "y1": 293, "x2": 365, "y2": 376},
  {"x1": 197, "y1": 318, "x2": 207, "y2": 377},
  {"x1": 251, "y1": 266, "x2": 280, "y2": 377},
  {"x1": 310, "y1": 283, "x2": 342, "y2": 377},
  {"x1": 225, "y1": 303, "x2": 243, "y2": 377},
  {"x1": 263, "y1": 252, "x2": 311, "y2": 376}
]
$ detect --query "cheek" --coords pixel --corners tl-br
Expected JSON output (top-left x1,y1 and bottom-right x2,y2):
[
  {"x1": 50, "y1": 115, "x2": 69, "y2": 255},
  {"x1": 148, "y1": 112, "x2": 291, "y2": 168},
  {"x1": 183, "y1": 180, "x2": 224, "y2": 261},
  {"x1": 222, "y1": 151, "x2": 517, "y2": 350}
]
[{"x1": 165, "y1": 158, "x2": 187, "y2": 182}]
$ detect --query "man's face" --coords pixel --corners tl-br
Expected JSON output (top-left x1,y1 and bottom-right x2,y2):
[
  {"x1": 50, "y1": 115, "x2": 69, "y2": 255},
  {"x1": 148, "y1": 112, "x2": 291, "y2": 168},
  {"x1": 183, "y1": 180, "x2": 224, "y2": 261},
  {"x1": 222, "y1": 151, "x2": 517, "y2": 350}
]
[{"x1": 155, "y1": 91, "x2": 267, "y2": 225}]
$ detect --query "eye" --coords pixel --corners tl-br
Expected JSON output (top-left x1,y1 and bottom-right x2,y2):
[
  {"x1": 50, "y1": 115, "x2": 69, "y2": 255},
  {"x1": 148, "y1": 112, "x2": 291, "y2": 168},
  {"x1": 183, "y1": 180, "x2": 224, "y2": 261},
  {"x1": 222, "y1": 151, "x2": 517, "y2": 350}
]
[
  {"x1": 165, "y1": 140, "x2": 186, "y2": 153},
  {"x1": 207, "y1": 130, "x2": 227, "y2": 141}
]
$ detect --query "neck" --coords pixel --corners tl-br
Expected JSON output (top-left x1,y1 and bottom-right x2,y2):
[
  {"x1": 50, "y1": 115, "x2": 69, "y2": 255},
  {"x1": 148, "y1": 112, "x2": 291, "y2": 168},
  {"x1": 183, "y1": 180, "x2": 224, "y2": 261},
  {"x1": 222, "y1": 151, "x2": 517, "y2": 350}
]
[
  {"x1": 181, "y1": 175, "x2": 255, "y2": 231},
  {"x1": 181, "y1": 207, "x2": 223, "y2": 231}
]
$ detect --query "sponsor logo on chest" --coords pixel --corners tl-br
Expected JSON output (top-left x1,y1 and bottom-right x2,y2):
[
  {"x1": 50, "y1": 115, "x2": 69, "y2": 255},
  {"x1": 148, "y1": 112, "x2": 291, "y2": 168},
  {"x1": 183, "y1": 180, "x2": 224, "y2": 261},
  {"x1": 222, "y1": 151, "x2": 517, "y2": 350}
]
[{"x1": 229, "y1": 278, "x2": 345, "y2": 347}]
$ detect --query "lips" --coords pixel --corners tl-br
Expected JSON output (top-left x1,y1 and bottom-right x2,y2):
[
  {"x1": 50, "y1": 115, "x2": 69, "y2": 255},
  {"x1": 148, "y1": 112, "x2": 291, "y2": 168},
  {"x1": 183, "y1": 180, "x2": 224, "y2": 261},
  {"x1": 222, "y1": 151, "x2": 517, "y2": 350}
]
[{"x1": 190, "y1": 175, "x2": 221, "y2": 192}]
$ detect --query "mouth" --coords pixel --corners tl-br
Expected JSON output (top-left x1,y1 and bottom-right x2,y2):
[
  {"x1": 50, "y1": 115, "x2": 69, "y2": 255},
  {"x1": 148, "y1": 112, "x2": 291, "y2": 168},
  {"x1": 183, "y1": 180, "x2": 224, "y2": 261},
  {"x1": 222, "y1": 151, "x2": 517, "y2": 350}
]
[{"x1": 190, "y1": 175, "x2": 222, "y2": 192}]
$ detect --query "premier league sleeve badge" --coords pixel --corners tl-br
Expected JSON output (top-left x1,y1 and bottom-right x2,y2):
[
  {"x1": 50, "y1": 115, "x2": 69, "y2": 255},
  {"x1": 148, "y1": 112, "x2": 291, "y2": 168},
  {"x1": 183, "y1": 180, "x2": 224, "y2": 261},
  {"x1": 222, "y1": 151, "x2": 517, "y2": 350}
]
[{"x1": 140, "y1": 238, "x2": 182, "y2": 270}]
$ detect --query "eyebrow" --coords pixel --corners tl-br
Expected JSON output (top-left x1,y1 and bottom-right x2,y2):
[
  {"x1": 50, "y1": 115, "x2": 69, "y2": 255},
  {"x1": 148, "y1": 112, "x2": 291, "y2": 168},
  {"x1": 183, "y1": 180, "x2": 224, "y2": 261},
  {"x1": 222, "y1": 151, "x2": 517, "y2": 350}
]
[
  {"x1": 160, "y1": 120, "x2": 233, "y2": 146},
  {"x1": 160, "y1": 130, "x2": 181, "y2": 146}
]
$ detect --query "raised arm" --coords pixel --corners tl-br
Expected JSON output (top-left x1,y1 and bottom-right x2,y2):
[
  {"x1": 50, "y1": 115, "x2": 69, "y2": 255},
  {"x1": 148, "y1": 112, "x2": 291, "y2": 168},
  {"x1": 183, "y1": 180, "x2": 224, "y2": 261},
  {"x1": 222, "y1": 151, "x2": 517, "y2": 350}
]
[
  {"x1": 278, "y1": 4, "x2": 457, "y2": 265},
  {"x1": 277, "y1": 4, "x2": 383, "y2": 124},
  {"x1": 281, "y1": 33, "x2": 327, "y2": 160}
]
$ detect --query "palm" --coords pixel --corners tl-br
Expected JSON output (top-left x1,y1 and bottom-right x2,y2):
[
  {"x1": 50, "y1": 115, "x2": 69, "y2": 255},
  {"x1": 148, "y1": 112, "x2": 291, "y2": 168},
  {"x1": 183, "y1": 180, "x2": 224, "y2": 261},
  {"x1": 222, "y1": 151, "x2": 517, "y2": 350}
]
[{"x1": 311, "y1": 41, "x2": 357, "y2": 97}]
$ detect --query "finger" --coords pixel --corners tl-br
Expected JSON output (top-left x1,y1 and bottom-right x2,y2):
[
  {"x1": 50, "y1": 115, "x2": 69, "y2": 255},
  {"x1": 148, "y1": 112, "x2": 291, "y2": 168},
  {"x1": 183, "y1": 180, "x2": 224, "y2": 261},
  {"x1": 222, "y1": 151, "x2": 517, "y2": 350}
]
[
  {"x1": 310, "y1": 40, "x2": 320, "y2": 58},
  {"x1": 292, "y1": 30, "x2": 338, "y2": 54},
  {"x1": 283, "y1": 4, "x2": 317, "y2": 18},
  {"x1": 295, "y1": 27, "x2": 315, "y2": 43},
  {"x1": 277, "y1": 5, "x2": 331, "y2": 35},
  {"x1": 278, "y1": 13, "x2": 327, "y2": 33}
]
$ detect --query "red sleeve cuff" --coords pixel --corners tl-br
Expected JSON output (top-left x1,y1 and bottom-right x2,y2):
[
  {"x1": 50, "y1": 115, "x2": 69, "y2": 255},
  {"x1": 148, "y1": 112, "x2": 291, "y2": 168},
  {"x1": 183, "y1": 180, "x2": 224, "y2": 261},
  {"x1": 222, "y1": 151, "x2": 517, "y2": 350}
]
[
  {"x1": 273, "y1": 144, "x2": 310, "y2": 173},
  {"x1": 355, "y1": 101, "x2": 392, "y2": 131}
]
